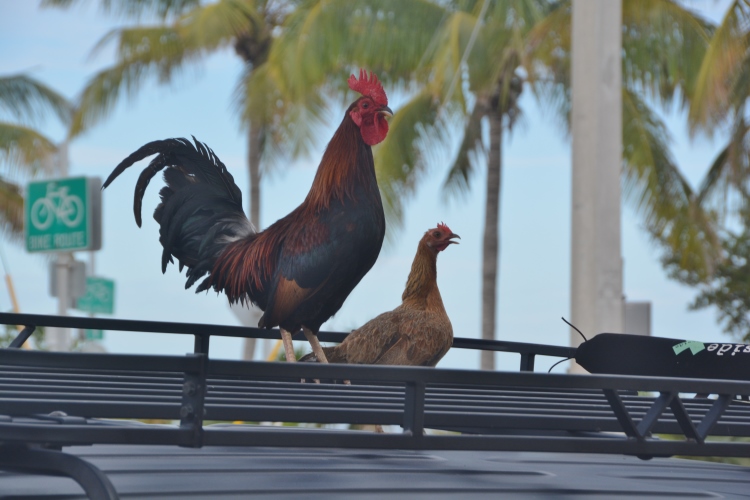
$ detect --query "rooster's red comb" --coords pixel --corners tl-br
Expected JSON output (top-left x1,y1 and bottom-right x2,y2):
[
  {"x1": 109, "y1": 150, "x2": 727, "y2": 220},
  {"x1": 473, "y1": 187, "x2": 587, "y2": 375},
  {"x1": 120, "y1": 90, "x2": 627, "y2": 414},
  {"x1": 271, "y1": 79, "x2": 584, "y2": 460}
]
[
  {"x1": 348, "y1": 69, "x2": 388, "y2": 107},
  {"x1": 437, "y1": 222, "x2": 453, "y2": 234}
]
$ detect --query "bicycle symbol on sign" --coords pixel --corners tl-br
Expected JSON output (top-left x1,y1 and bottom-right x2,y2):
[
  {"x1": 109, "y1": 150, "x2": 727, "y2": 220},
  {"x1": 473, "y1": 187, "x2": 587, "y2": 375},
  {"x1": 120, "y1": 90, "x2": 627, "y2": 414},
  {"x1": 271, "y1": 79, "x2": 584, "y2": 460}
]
[
  {"x1": 30, "y1": 183, "x2": 84, "y2": 231},
  {"x1": 87, "y1": 281, "x2": 111, "y2": 303}
]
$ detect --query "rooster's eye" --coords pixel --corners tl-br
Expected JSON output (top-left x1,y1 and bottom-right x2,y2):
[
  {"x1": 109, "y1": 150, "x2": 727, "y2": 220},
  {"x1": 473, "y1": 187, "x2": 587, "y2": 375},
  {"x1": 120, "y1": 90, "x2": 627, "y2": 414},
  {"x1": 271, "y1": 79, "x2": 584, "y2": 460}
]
[{"x1": 362, "y1": 102, "x2": 369, "y2": 109}]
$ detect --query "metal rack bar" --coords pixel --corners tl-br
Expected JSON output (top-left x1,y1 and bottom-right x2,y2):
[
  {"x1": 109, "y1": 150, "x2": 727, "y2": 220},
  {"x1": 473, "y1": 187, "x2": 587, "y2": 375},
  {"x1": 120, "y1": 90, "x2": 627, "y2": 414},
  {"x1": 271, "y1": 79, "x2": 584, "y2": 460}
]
[
  {"x1": 0, "y1": 444, "x2": 119, "y2": 500},
  {"x1": 8, "y1": 326, "x2": 35, "y2": 348},
  {"x1": 0, "y1": 312, "x2": 576, "y2": 371}
]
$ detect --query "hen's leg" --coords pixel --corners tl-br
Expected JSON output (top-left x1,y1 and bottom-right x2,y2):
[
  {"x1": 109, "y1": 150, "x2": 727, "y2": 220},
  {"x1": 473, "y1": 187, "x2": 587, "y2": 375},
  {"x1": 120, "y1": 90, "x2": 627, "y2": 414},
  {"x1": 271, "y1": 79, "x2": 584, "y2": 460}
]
[
  {"x1": 280, "y1": 328, "x2": 296, "y2": 362},
  {"x1": 303, "y1": 327, "x2": 329, "y2": 364}
]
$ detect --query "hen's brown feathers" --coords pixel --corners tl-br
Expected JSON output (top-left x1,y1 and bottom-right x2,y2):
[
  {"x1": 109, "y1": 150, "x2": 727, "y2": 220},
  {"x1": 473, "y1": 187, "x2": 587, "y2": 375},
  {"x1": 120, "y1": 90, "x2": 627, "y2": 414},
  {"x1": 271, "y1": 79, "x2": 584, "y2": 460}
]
[
  {"x1": 401, "y1": 244, "x2": 443, "y2": 310},
  {"x1": 301, "y1": 225, "x2": 458, "y2": 366},
  {"x1": 325, "y1": 306, "x2": 453, "y2": 366}
]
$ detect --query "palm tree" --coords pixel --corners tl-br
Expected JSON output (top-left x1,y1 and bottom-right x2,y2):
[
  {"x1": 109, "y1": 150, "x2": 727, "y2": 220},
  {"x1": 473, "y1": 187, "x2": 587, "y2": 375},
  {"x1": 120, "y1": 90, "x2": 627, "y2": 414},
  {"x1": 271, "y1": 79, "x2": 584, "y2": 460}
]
[
  {"x1": 276, "y1": 0, "x2": 715, "y2": 369},
  {"x1": 43, "y1": 0, "x2": 332, "y2": 359},
  {"x1": 689, "y1": 0, "x2": 750, "y2": 219},
  {"x1": 0, "y1": 73, "x2": 71, "y2": 240},
  {"x1": 659, "y1": 0, "x2": 750, "y2": 332}
]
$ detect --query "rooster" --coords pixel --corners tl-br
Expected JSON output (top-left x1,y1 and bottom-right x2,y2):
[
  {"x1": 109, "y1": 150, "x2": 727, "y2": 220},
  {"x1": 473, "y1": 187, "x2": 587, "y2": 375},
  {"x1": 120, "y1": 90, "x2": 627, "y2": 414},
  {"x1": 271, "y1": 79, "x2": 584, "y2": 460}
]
[
  {"x1": 103, "y1": 70, "x2": 392, "y2": 363},
  {"x1": 301, "y1": 223, "x2": 458, "y2": 367}
]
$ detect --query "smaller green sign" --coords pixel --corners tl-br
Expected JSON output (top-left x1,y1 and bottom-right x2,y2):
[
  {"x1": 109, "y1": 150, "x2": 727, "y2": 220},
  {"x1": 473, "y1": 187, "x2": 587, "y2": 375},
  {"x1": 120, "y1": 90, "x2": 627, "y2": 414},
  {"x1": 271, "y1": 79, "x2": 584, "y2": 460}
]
[
  {"x1": 84, "y1": 329, "x2": 104, "y2": 341},
  {"x1": 75, "y1": 277, "x2": 115, "y2": 315}
]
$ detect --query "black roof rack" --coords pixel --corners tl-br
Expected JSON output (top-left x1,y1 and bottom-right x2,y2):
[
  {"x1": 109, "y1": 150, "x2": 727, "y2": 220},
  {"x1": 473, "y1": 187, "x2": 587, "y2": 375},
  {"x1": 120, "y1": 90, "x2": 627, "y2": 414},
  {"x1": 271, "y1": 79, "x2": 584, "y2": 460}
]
[{"x1": 1, "y1": 312, "x2": 750, "y2": 499}]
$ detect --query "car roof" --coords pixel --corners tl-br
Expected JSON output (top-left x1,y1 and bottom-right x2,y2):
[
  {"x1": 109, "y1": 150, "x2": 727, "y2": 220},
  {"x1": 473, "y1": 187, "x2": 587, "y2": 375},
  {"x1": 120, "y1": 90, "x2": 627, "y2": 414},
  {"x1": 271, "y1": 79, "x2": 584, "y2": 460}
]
[{"x1": 2, "y1": 444, "x2": 748, "y2": 499}]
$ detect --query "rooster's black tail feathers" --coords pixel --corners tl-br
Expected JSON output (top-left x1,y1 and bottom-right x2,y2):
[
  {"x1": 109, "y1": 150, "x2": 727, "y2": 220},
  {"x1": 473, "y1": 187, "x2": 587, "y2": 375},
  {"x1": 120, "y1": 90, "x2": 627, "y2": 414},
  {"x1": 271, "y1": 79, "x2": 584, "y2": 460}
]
[{"x1": 104, "y1": 137, "x2": 254, "y2": 290}]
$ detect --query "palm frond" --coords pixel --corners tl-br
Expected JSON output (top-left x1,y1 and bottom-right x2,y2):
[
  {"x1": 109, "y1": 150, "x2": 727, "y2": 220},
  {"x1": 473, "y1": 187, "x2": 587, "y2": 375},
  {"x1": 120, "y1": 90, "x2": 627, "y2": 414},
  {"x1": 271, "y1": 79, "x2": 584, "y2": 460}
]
[
  {"x1": 428, "y1": 9, "x2": 482, "y2": 112},
  {"x1": 0, "y1": 122, "x2": 58, "y2": 176},
  {"x1": 373, "y1": 90, "x2": 443, "y2": 231},
  {"x1": 622, "y1": 86, "x2": 690, "y2": 227},
  {"x1": 70, "y1": 25, "x2": 204, "y2": 137},
  {"x1": 525, "y1": 1, "x2": 571, "y2": 133},
  {"x1": 728, "y1": 37, "x2": 750, "y2": 114},
  {"x1": 621, "y1": 88, "x2": 720, "y2": 280},
  {"x1": 0, "y1": 74, "x2": 72, "y2": 125},
  {"x1": 529, "y1": 0, "x2": 711, "y2": 126},
  {"x1": 0, "y1": 177, "x2": 24, "y2": 241},
  {"x1": 235, "y1": 63, "x2": 328, "y2": 170},
  {"x1": 697, "y1": 117, "x2": 750, "y2": 211},
  {"x1": 621, "y1": 0, "x2": 712, "y2": 109},
  {"x1": 443, "y1": 97, "x2": 486, "y2": 197},
  {"x1": 41, "y1": 0, "x2": 201, "y2": 20},
  {"x1": 657, "y1": 198, "x2": 720, "y2": 283},
  {"x1": 689, "y1": 0, "x2": 749, "y2": 132},
  {"x1": 179, "y1": 0, "x2": 261, "y2": 52},
  {"x1": 269, "y1": 0, "x2": 448, "y2": 101}
]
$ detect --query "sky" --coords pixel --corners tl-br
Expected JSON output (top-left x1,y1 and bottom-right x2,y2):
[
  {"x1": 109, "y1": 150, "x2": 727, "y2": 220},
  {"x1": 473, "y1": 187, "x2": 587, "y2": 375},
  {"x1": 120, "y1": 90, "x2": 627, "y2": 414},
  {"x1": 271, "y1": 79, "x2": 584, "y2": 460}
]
[{"x1": 0, "y1": 0, "x2": 738, "y2": 372}]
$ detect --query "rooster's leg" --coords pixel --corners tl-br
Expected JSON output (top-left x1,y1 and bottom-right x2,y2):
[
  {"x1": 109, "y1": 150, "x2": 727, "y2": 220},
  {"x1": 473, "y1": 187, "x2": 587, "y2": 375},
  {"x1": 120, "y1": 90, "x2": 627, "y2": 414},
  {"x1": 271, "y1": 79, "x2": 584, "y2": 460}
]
[
  {"x1": 304, "y1": 327, "x2": 345, "y2": 385},
  {"x1": 303, "y1": 328, "x2": 329, "y2": 364},
  {"x1": 302, "y1": 328, "x2": 326, "y2": 384},
  {"x1": 280, "y1": 329, "x2": 296, "y2": 363}
]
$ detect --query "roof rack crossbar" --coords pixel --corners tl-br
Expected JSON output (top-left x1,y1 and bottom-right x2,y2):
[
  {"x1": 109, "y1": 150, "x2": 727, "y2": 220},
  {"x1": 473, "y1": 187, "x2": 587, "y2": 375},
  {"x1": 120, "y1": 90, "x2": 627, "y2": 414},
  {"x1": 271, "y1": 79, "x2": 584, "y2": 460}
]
[
  {"x1": 696, "y1": 393, "x2": 733, "y2": 440},
  {"x1": 635, "y1": 391, "x2": 674, "y2": 438},
  {"x1": 0, "y1": 313, "x2": 576, "y2": 372},
  {"x1": 8, "y1": 325, "x2": 35, "y2": 349}
]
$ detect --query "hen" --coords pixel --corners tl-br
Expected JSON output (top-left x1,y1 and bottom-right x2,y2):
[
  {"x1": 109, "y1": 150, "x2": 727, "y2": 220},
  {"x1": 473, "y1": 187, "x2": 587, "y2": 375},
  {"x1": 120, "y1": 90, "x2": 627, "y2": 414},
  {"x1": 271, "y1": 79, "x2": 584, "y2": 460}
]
[
  {"x1": 301, "y1": 223, "x2": 458, "y2": 367},
  {"x1": 103, "y1": 70, "x2": 391, "y2": 362}
]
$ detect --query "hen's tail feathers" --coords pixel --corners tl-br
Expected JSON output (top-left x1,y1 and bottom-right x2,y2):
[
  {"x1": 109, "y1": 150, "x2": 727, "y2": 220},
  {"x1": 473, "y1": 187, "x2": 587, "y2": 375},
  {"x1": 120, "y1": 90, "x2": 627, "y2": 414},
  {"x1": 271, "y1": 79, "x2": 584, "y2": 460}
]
[
  {"x1": 299, "y1": 346, "x2": 343, "y2": 363},
  {"x1": 104, "y1": 137, "x2": 255, "y2": 291}
]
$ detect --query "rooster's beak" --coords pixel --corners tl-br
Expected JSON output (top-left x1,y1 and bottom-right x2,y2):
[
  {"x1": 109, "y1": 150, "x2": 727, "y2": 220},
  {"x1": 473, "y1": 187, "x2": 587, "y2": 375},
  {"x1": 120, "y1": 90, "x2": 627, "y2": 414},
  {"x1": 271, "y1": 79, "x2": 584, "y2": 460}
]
[
  {"x1": 378, "y1": 105, "x2": 394, "y2": 117},
  {"x1": 447, "y1": 233, "x2": 460, "y2": 245}
]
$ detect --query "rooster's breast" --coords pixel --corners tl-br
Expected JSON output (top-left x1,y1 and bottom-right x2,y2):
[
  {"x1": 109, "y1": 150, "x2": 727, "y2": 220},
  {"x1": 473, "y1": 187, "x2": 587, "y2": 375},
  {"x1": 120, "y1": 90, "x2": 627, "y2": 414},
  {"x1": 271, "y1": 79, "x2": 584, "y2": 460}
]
[{"x1": 264, "y1": 196, "x2": 385, "y2": 333}]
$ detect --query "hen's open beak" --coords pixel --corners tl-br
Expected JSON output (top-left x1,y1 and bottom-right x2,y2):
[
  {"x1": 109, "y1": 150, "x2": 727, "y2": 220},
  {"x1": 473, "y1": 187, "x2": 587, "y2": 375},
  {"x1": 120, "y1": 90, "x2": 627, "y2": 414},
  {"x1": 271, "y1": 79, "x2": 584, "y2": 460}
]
[
  {"x1": 446, "y1": 233, "x2": 461, "y2": 245},
  {"x1": 378, "y1": 105, "x2": 394, "y2": 117}
]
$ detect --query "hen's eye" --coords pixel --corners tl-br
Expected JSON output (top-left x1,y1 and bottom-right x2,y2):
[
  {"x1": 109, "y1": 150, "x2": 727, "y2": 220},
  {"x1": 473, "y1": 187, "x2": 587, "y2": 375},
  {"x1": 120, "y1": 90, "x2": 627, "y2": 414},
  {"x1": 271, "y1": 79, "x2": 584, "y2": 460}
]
[{"x1": 433, "y1": 232, "x2": 440, "y2": 238}]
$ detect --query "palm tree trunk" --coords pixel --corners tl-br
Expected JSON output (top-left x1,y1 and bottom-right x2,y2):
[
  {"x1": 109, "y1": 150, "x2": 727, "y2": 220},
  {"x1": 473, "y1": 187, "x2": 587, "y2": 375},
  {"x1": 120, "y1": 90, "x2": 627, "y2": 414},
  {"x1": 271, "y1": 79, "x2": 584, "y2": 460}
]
[
  {"x1": 481, "y1": 111, "x2": 502, "y2": 371},
  {"x1": 248, "y1": 120, "x2": 262, "y2": 230},
  {"x1": 242, "y1": 120, "x2": 263, "y2": 361}
]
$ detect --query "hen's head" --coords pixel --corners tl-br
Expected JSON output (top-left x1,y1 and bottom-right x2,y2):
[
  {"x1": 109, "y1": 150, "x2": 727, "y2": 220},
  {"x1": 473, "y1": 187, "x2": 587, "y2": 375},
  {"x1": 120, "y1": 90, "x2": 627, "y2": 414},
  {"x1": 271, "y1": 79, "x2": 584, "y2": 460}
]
[
  {"x1": 424, "y1": 223, "x2": 460, "y2": 253},
  {"x1": 348, "y1": 69, "x2": 393, "y2": 146}
]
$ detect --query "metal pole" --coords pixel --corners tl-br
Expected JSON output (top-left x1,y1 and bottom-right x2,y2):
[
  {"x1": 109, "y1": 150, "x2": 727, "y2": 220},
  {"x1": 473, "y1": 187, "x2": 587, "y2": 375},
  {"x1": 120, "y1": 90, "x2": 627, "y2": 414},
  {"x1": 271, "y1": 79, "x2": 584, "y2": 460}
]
[
  {"x1": 48, "y1": 252, "x2": 72, "y2": 351},
  {"x1": 570, "y1": 0, "x2": 624, "y2": 372},
  {"x1": 48, "y1": 141, "x2": 72, "y2": 352}
]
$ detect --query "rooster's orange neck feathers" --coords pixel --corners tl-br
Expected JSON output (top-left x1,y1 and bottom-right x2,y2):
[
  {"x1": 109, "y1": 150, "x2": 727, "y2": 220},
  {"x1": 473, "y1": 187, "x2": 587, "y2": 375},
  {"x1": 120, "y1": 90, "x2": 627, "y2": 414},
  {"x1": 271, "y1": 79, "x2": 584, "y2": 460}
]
[{"x1": 305, "y1": 114, "x2": 377, "y2": 211}]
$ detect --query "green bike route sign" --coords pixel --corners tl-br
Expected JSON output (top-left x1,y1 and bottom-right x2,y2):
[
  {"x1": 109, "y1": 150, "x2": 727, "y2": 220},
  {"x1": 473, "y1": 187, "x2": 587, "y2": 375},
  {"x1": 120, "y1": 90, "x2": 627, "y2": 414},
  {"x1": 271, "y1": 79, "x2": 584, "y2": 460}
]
[
  {"x1": 84, "y1": 329, "x2": 104, "y2": 341},
  {"x1": 25, "y1": 177, "x2": 102, "y2": 253},
  {"x1": 75, "y1": 277, "x2": 115, "y2": 315}
]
